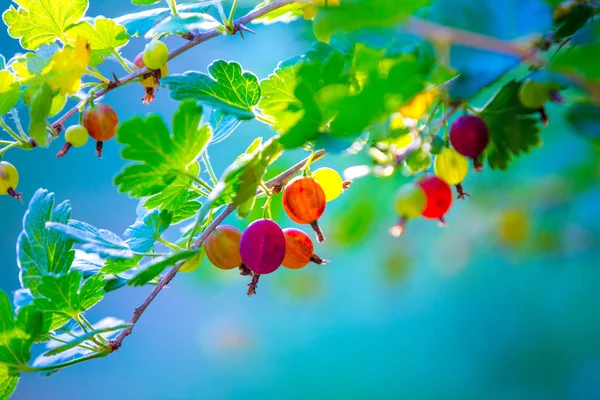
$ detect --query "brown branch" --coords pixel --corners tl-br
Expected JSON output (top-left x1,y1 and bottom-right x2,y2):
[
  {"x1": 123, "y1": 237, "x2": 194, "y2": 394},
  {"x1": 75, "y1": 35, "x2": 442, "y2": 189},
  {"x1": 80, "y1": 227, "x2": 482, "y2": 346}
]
[
  {"x1": 405, "y1": 17, "x2": 541, "y2": 63},
  {"x1": 109, "y1": 149, "x2": 326, "y2": 351},
  {"x1": 51, "y1": 0, "x2": 302, "y2": 133}
]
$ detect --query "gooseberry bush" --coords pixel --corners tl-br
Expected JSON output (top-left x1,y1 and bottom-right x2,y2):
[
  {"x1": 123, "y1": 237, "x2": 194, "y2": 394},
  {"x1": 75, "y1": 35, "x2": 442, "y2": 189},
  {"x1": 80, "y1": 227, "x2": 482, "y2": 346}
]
[{"x1": 0, "y1": 0, "x2": 598, "y2": 396}]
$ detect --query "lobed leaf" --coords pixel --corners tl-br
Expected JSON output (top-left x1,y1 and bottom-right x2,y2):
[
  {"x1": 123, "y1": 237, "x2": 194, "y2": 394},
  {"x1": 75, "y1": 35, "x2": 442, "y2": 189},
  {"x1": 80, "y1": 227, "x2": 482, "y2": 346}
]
[
  {"x1": 115, "y1": 100, "x2": 212, "y2": 198},
  {"x1": 0, "y1": 70, "x2": 21, "y2": 116},
  {"x1": 46, "y1": 220, "x2": 133, "y2": 259},
  {"x1": 2, "y1": 0, "x2": 89, "y2": 50},
  {"x1": 480, "y1": 81, "x2": 542, "y2": 170},
  {"x1": 146, "y1": 12, "x2": 221, "y2": 38},
  {"x1": 17, "y1": 189, "x2": 75, "y2": 295},
  {"x1": 124, "y1": 210, "x2": 172, "y2": 253},
  {"x1": 66, "y1": 17, "x2": 129, "y2": 66},
  {"x1": 163, "y1": 60, "x2": 260, "y2": 120}
]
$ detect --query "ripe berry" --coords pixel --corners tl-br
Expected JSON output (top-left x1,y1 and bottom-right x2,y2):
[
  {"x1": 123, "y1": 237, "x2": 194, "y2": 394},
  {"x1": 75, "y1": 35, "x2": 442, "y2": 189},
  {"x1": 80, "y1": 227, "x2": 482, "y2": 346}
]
[
  {"x1": 419, "y1": 176, "x2": 453, "y2": 224},
  {"x1": 313, "y1": 167, "x2": 344, "y2": 202},
  {"x1": 434, "y1": 148, "x2": 470, "y2": 199},
  {"x1": 83, "y1": 103, "x2": 119, "y2": 158},
  {"x1": 0, "y1": 161, "x2": 21, "y2": 200},
  {"x1": 57, "y1": 125, "x2": 89, "y2": 158},
  {"x1": 518, "y1": 79, "x2": 550, "y2": 109},
  {"x1": 134, "y1": 52, "x2": 168, "y2": 104},
  {"x1": 282, "y1": 176, "x2": 327, "y2": 242},
  {"x1": 179, "y1": 250, "x2": 205, "y2": 273},
  {"x1": 282, "y1": 228, "x2": 327, "y2": 269},
  {"x1": 240, "y1": 219, "x2": 286, "y2": 295},
  {"x1": 143, "y1": 40, "x2": 169, "y2": 70},
  {"x1": 390, "y1": 183, "x2": 426, "y2": 237},
  {"x1": 205, "y1": 225, "x2": 243, "y2": 271},
  {"x1": 449, "y1": 115, "x2": 490, "y2": 170}
]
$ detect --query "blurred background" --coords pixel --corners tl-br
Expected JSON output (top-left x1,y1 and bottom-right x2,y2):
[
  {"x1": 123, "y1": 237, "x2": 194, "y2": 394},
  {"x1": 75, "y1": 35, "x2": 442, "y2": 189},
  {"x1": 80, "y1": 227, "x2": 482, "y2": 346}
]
[{"x1": 1, "y1": 1, "x2": 600, "y2": 399}]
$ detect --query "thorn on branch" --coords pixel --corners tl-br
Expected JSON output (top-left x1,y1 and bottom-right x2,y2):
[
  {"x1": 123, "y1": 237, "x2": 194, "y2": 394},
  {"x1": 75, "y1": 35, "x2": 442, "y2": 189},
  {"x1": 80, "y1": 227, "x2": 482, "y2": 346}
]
[
  {"x1": 233, "y1": 22, "x2": 256, "y2": 40},
  {"x1": 107, "y1": 73, "x2": 121, "y2": 90},
  {"x1": 181, "y1": 31, "x2": 197, "y2": 41}
]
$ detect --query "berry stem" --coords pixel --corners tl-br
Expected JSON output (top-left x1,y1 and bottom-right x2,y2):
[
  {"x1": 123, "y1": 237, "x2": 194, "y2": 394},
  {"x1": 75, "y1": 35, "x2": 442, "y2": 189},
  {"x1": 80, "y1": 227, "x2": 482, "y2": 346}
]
[
  {"x1": 202, "y1": 151, "x2": 219, "y2": 186},
  {"x1": 455, "y1": 183, "x2": 471, "y2": 200},
  {"x1": 310, "y1": 254, "x2": 328, "y2": 265},
  {"x1": 227, "y1": 0, "x2": 240, "y2": 29},
  {"x1": 112, "y1": 51, "x2": 133, "y2": 74},
  {"x1": 239, "y1": 265, "x2": 252, "y2": 276},
  {"x1": 182, "y1": 171, "x2": 213, "y2": 193},
  {"x1": 0, "y1": 119, "x2": 27, "y2": 145},
  {"x1": 311, "y1": 220, "x2": 326, "y2": 243},
  {"x1": 96, "y1": 141, "x2": 104, "y2": 158},
  {"x1": 7, "y1": 188, "x2": 23, "y2": 203},
  {"x1": 56, "y1": 142, "x2": 72, "y2": 158},
  {"x1": 247, "y1": 273, "x2": 260, "y2": 296}
]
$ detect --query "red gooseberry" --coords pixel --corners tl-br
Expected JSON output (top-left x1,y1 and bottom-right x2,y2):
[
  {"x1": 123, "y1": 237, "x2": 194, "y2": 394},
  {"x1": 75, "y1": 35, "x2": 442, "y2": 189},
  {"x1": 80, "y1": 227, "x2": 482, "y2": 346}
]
[
  {"x1": 449, "y1": 115, "x2": 490, "y2": 170},
  {"x1": 419, "y1": 175, "x2": 453, "y2": 225},
  {"x1": 282, "y1": 228, "x2": 327, "y2": 269},
  {"x1": 83, "y1": 103, "x2": 119, "y2": 158},
  {"x1": 240, "y1": 219, "x2": 286, "y2": 296},
  {"x1": 282, "y1": 176, "x2": 327, "y2": 242}
]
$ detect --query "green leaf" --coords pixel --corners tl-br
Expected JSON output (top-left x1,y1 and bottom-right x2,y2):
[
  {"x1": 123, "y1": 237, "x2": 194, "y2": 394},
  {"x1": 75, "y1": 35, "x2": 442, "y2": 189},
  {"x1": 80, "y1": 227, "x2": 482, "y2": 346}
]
[
  {"x1": 116, "y1": 3, "x2": 217, "y2": 37},
  {"x1": 17, "y1": 189, "x2": 75, "y2": 295},
  {"x1": 43, "y1": 323, "x2": 131, "y2": 357},
  {"x1": 124, "y1": 210, "x2": 172, "y2": 252},
  {"x1": 0, "y1": 364, "x2": 19, "y2": 400},
  {"x1": 33, "y1": 271, "x2": 105, "y2": 332},
  {"x1": 209, "y1": 139, "x2": 281, "y2": 218},
  {"x1": 143, "y1": 162, "x2": 202, "y2": 225},
  {"x1": 46, "y1": 220, "x2": 133, "y2": 259},
  {"x1": 258, "y1": 63, "x2": 303, "y2": 133},
  {"x1": 129, "y1": 250, "x2": 200, "y2": 286},
  {"x1": 0, "y1": 70, "x2": 21, "y2": 116},
  {"x1": 132, "y1": 0, "x2": 160, "y2": 4},
  {"x1": 163, "y1": 60, "x2": 260, "y2": 119},
  {"x1": 28, "y1": 82, "x2": 53, "y2": 147},
  {"x1": 66, "y1": 17, "x2": 129, "y2": 66},
  {"x1": 480, "y1": 81, "x2": 542, "y2": 170},
  {"x1": 0, "y1": 291, "x2": 42, "y2": 396},
  {"x1": 430, "y1": 0, "x2": 553, "y2": 99},
  {"x1": 115, "y1": 100, "x2": 212, "y2": 197},
  {"x1": 2, "y1": 0, "x2": 89, "y2": 50},
  {"x1": 252, "y1": 2, "x2": 306, "y2": 25},
  {"x1": 101, "y1": 255, "x2": 143, "y2": 275},
  {"x1": 209, "y1": 110, "x2": 242, "y2": 144},
  {"x1": 146, "y1": 12, "x2": 221, "y2": 37}
]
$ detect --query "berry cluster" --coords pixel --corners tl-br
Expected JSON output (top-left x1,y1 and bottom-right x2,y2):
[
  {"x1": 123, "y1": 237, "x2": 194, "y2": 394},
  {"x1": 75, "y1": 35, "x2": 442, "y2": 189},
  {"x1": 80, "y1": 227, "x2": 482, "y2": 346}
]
[
  {"x1": 392, "y1": 114, "x2": 490, "y2": 235},
  {"x1": 200, "y1": 167, "x2": 348, "y2": 295}
]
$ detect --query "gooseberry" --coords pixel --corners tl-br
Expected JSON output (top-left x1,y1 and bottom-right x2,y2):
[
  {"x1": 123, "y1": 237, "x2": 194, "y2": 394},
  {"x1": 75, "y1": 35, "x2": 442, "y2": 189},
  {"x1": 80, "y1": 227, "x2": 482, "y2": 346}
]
[
  {"x1": 179, "y1": 250, "x2": 205, "y2": 273},
  {"x1": 313, "y1": 167, "x2": 344, "y2": 202},
  {"x1": 0, "y1": 161, "x2": 21, "y2": 200},
  {"x1": 282, "y1": 228, "x2": 327, "y2": 269},
  {"x1": 240, "y1": 219, "x2": 286, "y2": 295},
  {"x1": 518, "y1": 79, "x2": 550, "y2": 109},
  {"x1": 282, "y1": 176, "x2": 327, "y2": 242},
  {"x1": 434, "y1": 148, "x2": 470, "y2": 199},
  {"x1": 57, "y1": 125, "x2": 89, "y2": 158},
  {"x1": 83, "y1": 103, "x2": 119, "y2": 158},
  {"x1": 449, "y1": 115, "x2": 490, "y2": 170},
  {"x1": 419, "y1": 176, "x2": 453, "y2": 224},
  {"x1": 134, "y1": 52, "x2": 168, "y2": 104},
  {"x1": 204, "y1": 226, "x2": 244, "y2": 271},
  {"x1": 143, "y1": 41, "x2": 169, "y2": 70},
  {"x1": 312, "y1": 12, "x2": 335, "y2": 43},
  {"x1": 390, "y1": 183, "x2": 426, "y2": 237}
]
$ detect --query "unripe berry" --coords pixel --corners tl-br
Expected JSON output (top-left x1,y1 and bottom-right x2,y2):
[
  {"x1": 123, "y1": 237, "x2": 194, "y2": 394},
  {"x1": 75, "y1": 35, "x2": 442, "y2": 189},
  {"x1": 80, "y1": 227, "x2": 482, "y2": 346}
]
[
  {"x1": 282, "y1": 228, "x2": 327, "y2": 269},
  {"x1": 282, "y1": 176, "x2": 327, "y2": 242},
  {"x1": 313, "y1": 167, "x2": 343, "y2": 202},
  {"x1": 518, "y1": 79, "x2": 550, "y2": 109},
  {"x1": 134, "y1": 53, "x2": 168, "y2": 88},
  {"x1": 0, "y1": 161, "x2": 21, "y2": 200},
  {"x1": 143, "y1": 41, "x2": 169, "y2": 70},
  {"x1": 449, "y1": 115, "x2": 490, "y2": 169},
  {"x1": 83, "y1": 103, "x2": 119, "y2": 158},
  {"x1": 434, "y1": 148, "x2": 470, "y2": 199},
  {"x1": 180, "y1": 250, "x2": 205, "y2": 273},
  {"x1": 57, "y1": 124, "x2": 90, "y2": 158},
  {"x1": 389, "y1": 182, "x2": 426, "y2": 237}
]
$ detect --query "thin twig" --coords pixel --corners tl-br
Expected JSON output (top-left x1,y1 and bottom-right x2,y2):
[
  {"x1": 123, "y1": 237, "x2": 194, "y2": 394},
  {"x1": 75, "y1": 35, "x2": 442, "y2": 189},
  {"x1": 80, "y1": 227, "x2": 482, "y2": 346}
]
[
  {"x1": 405, "y1": 17, "x2": 541, "y2": 63},
  {"x1": 109, "y1": 150, "x2": 326, "y2": 351},
  {"x1": 51, "y1": 0, "x2": 301, "y2": 133}
]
